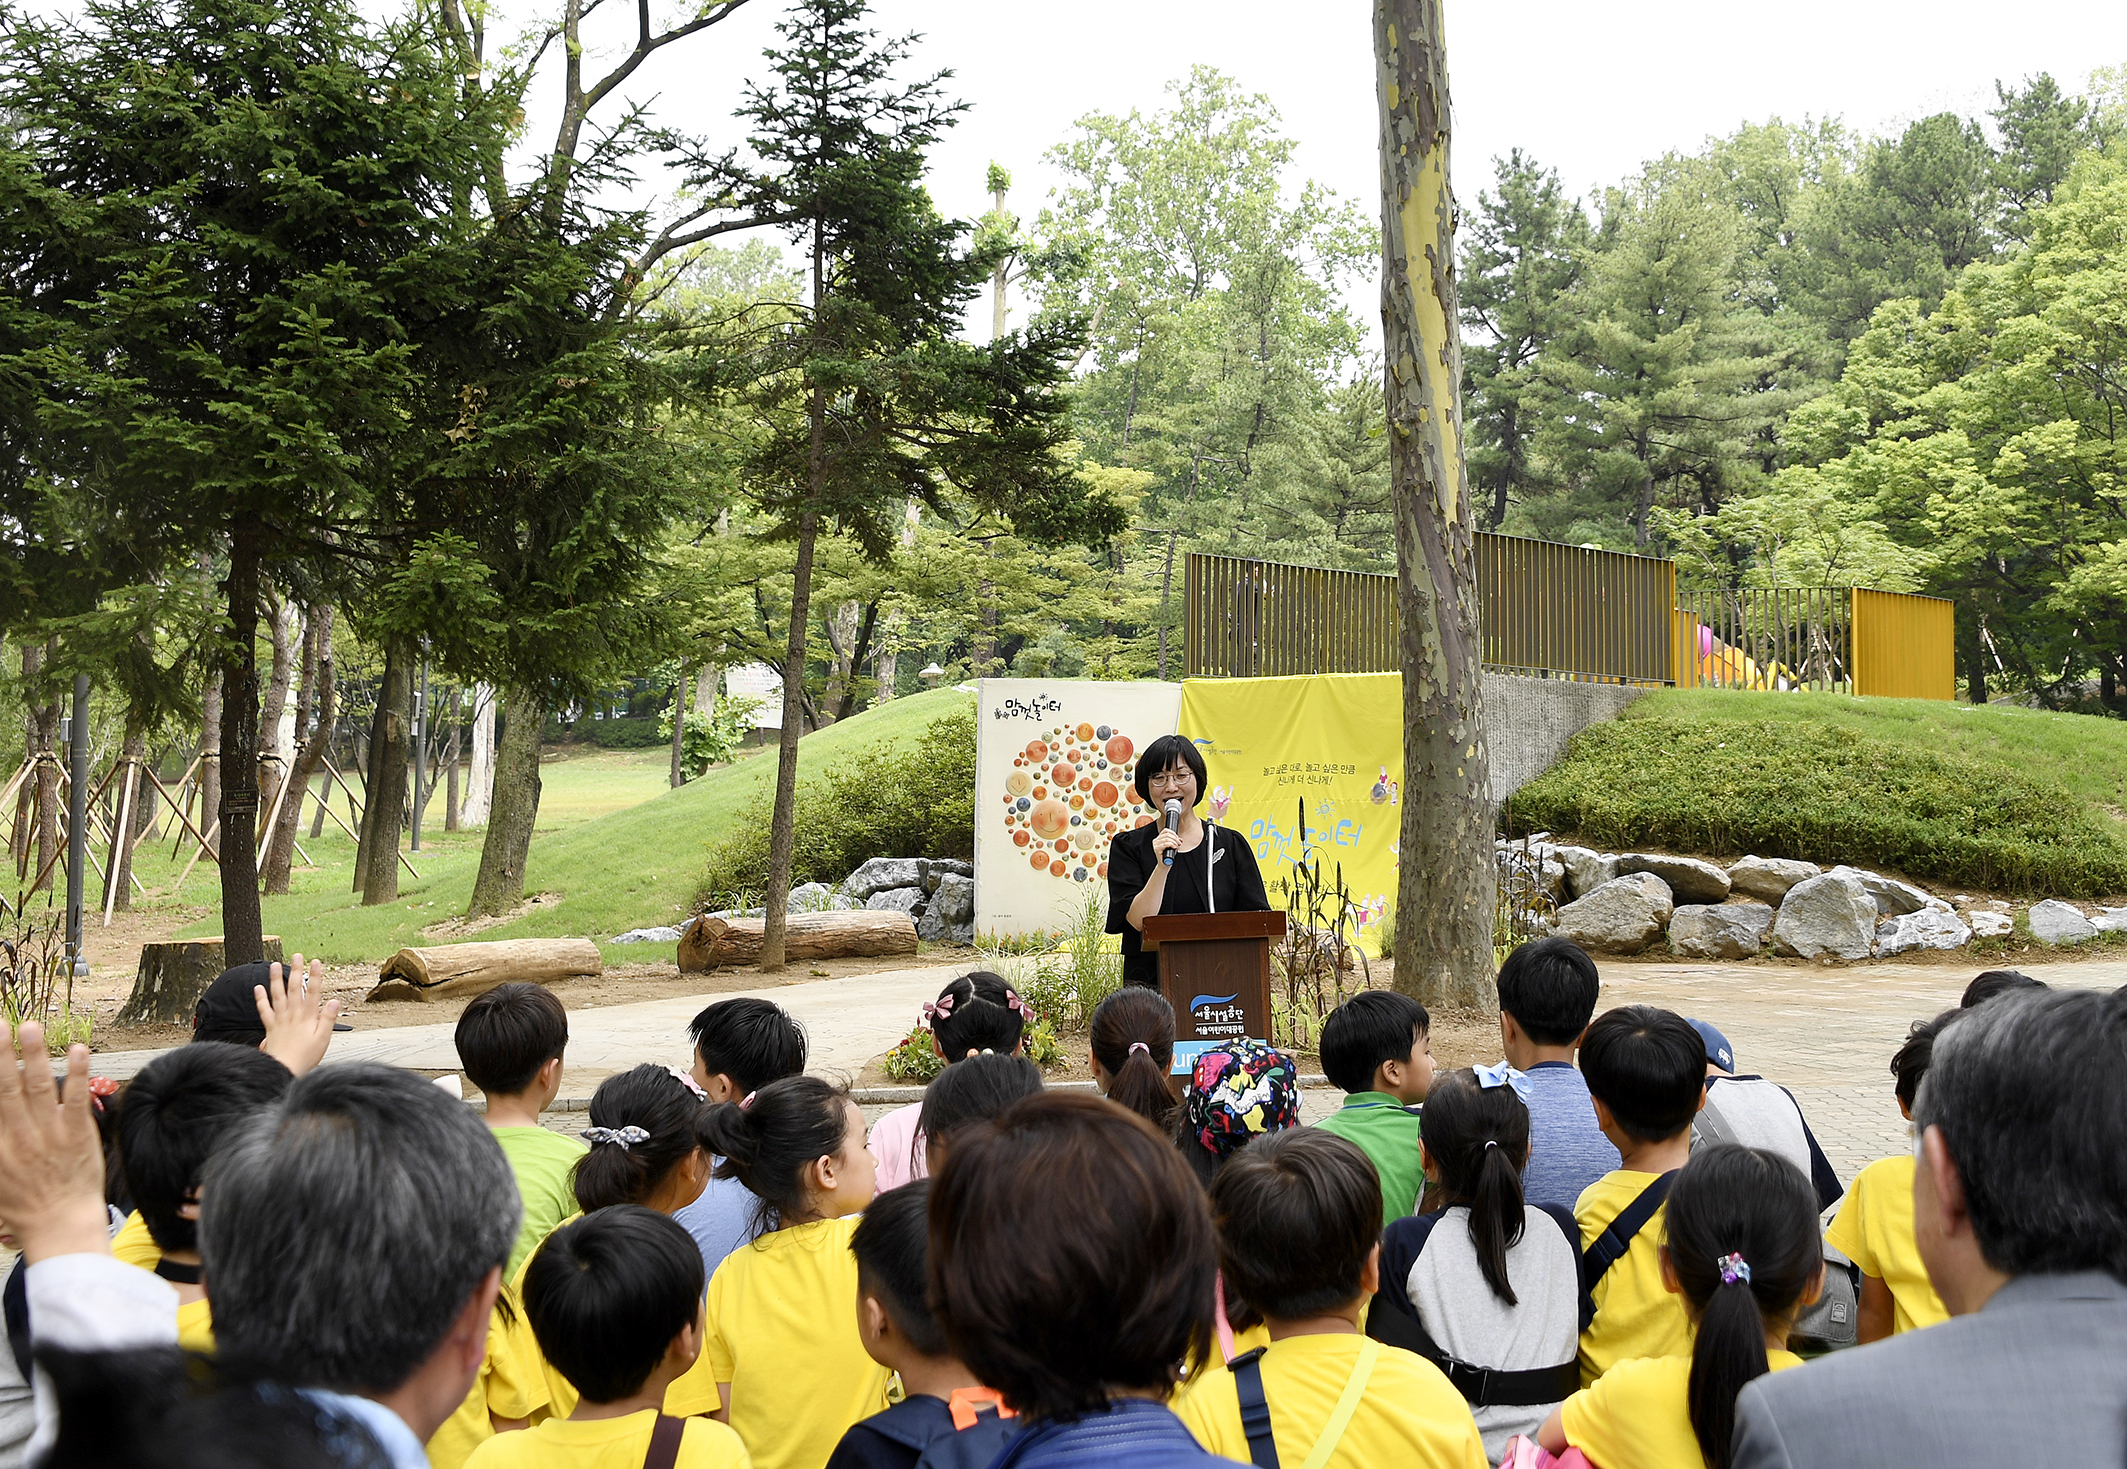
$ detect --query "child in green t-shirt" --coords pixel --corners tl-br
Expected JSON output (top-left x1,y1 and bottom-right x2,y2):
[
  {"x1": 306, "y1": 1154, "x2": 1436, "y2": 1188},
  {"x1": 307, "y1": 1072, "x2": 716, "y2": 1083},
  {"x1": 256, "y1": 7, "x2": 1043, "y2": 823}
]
[
  {"x1": 456, "y1": 983, "x2": 587, "y2": 1277},
  {"x1": 1315, "y1": 991, "x2": 1434, "y2": 1225}
]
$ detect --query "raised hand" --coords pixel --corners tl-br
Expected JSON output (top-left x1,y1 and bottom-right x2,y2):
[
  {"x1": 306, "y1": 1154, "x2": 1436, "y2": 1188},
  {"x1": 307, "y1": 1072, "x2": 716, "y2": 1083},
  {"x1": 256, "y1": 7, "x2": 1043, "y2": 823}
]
[
  {"x1": 0, "y1": 1025, "x2": 110, "y2": 1262},
  {"x1": 254, "y1": 952, "x2": 340, "y2": 1077}
]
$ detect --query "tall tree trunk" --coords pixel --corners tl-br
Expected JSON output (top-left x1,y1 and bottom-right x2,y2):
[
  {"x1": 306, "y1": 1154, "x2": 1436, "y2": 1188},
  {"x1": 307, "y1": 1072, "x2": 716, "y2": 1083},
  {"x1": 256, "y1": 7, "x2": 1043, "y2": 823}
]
[
  {"x1": 256, "y1": 588, "x2": 295, "y2": 826},
  {"x1": 461, "y1": 684, "x2": 497, "y2": 826},
  {"x1": 761, "y1": 503, "x2": 819, "y2": 972},
  {"x1": 264, "y1": 605, "x2": 334, "y2": 895},
  {"x1": 102, "y1": 724, "x2": 145, "y2": 914},
  {"x1": 18, "y1": 641, "x2": 57, "y2": 890},
  {"x1": 693, "y1": 662, "x2": 720, "y2": 717},
  {"x1": 834, "y1": 601, "x2": 878, "y2": 724},
  {"x1": 218, "y1": 530, "x2": 266, "y2": 964},
  {"x1": 358, "y1": 640, "x2": 412, "y2": 905},
  {"x1": 1376, "y1": 0, "x2": 1494, "y2": 1009},
  {"x1": 467, "y1": 685, "x2": 543, "y2": 916},
  {"x1": 197, "y1": 668, "x2": 222, "y2": 859},
  {"x1": 443, "y1": 697, "x2": 462, "y2": 832},
  {"x1": 669, "y1": 668, "x2": 688, "y2": 788},
  {"x1": 820, "y1": 600, "x2": 860, "y2": 721}
]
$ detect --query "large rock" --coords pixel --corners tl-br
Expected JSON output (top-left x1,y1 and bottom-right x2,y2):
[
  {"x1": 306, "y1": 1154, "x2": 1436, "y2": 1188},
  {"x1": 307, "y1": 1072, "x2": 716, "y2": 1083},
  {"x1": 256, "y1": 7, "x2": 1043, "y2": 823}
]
[
  {"x1": 2093, "y1": 907, "x2": 2127, "y2": 933},
  {"x1": 1554, "y1": 846, "x2": 1620, "y2": 899},
  {"x1": 915, "y1": 873, "x2": 976, "y2": 945},
  {"x1": 842, "y1": 857, "x2": 927, "y2": 899},
  {"x1": 1968, "y1": 909, "x2": 2013, "y2": 938},
  {"x1": 2027, "y1": 899, "x2": 2097, "y2": 946},
  {"x1": 1552, "y1": 872, "x2": 1674, "y2": 955},
  {"x1": 788, "y1": 881, "x2": 839, "y2": 913},
  {"x1": 1830, "y1": 866, "x2": 1946, "y2": 918},
  {"x1": 1499, "y1": 848, "x2": 1567, "y2": 901},
  {"x1": 1773, "y1": 871, "x2": 1877, "y2": 962},
  {"x1": 1618, "y1": 853, "x2": 1731, "y2": 905},
  {"x1": 610, "y1": 925, "x2": 684, "y2": 944},
  {"x1": 1727, "y1": 855, "x2": 1822, "y2": 904},
  {"x1": 866, "y1": 886, "x2": 927, "y2": 918},
  {"x1": 1876, "y1": 907, "x2": 1973, "y2": 956},
  {"x1": 1667, "y1": 901, "x2": 1775, "y2": 959}
]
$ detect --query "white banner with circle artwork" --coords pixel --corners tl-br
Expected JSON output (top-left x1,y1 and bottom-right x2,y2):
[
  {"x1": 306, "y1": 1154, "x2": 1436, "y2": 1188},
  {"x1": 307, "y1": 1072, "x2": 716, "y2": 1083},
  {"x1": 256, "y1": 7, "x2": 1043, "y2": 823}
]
[{"x1": 972, "y1": 678, "x2": 1183, "y2": 941}]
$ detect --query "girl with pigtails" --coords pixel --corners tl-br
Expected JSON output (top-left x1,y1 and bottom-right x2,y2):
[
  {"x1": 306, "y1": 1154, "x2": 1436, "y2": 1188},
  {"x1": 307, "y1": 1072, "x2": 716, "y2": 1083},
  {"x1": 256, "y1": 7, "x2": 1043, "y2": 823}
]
[
  {"x1": 1538, "y1": 1143, "x2": 1824, "y2": 1469},
  {"x1": 865, "y1": 971, "x2": 1035, "y2": 1189},
  {"x1": 1369, "y1": 1064, "x2": 1583, "y2": 1460}
]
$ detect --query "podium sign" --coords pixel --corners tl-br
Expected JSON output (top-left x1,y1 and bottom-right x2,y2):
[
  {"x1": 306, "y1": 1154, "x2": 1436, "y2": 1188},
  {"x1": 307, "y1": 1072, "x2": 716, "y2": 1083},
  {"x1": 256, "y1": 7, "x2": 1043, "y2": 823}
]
[{"x1": 1142, "y1": 910, "x2": 1287, "y2": 1078}]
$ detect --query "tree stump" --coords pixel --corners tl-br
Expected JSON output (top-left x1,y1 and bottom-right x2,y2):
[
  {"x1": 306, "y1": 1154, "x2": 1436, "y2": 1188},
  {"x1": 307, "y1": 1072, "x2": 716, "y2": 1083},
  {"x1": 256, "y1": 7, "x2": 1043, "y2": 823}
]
[
  {"x1": 679, "y1": 910, "x2": 917, "y2": 973},
  {"x1": 363, "y1": 937, "x2": 602, "y2": 1002},
  {"x1": 119, "y1": 936, "x2": 284, "y2": 1026}
]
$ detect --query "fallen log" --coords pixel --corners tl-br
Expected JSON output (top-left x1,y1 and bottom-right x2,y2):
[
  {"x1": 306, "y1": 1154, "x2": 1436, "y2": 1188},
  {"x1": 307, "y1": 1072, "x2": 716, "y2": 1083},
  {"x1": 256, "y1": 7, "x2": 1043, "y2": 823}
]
[
  {"x1": 679, "y1": 909, "x2": 918, "y2": 973},
  {"x1": 119, "y1": 936, "x2": 284, "y2": 1026},
  {"x1": 365, "y1": 937, "x2": 602, "y2": 1003}
]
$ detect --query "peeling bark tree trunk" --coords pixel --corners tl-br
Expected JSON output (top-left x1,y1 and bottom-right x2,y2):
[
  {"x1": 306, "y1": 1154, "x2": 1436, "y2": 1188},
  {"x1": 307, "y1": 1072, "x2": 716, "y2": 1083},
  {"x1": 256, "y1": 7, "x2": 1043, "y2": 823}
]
[
  {"x1": 198, "y1": 669, "x2": 222, "y2": 859},
  {"x1": 1376, "y1": 0, "x2": 1495, "y2": 1009},
  {"x1": 19, "y1": 641, "x2": 59, "y2": 891},
  {"x1": 218, "y1": 531, "x2": 266, "y2": 964},
  {"x1": 461, "y1": 684, "x2": 497, "y2": 826},
  {"x1": 443, "y1": 702, "x2": 462, "y2": 832},
  {"x1": 668, "y1": 669, "x2": 688, "y2": 788},
  {"x1": 102, "y1": 724, "x2": 145, "y2": 914},
  {"x1": 264, "y1": 605, "x2": 334, "y2": 895},
  {"x1": 468, "y1": 685, "x2": 544, "y2": 917},
  {"x1": 358, "y1": 640, "x2": 412, "y2": 906},
  {"x1": 257, "y1": 589, "x2": 295, "y2": 827}
]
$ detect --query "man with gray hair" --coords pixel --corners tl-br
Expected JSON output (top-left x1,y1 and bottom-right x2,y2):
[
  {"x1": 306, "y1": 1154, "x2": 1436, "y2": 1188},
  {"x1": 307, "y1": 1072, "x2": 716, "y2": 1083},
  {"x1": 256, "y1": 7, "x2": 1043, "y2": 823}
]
[
  {"x1": 1732, "y1": 986, "x2": 2127, "y2": 1467},
  {"x1": 202, "y1": 1062, "x2": 521, "y2": 1468}
]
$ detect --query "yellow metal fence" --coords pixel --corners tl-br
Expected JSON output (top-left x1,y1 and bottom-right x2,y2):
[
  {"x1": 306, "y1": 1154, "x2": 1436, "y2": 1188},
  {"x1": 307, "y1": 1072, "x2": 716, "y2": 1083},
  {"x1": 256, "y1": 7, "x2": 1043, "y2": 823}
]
[{"x1": 1182, "y1": 544, "x2": 1955, "y2": 699}]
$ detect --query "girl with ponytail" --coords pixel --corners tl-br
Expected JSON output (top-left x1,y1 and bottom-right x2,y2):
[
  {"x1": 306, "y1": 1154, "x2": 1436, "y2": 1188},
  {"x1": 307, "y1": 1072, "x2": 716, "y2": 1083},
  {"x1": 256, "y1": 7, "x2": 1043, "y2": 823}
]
[
  {"x1": 1371, "y1": 1066, "x2": 1582, "y2": 1460},
  {"x1": 867, "y1": 971, "x2": 1034, "y2": 1190},
  {"x1": 1089, "y1": 987, "x2": 1176, "y2": 1130},
  {"x1": 1539, "y1": 1143, "x2": 1822, "y2": 1469},
  {"x1": 690, "y1": 1076, "x2": 891, "y2": 1469}
]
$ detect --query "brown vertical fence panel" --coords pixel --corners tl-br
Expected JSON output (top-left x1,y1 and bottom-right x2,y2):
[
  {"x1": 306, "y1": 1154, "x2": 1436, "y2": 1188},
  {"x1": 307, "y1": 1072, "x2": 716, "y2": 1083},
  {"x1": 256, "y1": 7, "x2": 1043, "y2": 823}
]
[{"x1": 1851, "y1": 589, "x2": 1956, "y2": 700}]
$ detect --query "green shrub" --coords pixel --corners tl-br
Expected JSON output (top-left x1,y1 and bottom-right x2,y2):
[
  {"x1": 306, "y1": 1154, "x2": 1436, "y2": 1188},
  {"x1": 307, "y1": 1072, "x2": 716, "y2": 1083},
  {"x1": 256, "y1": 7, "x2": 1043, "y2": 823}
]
[
  {"x1": 880, "y1": 1030, "x2": 944, "y2": 1083},
  {"x1": 697, "y1": 706, "x2": 977, "y2": 909},
  {"x1": 662, "y1": 697, "x2": 762, "y2": 780},
  {"x1": 581, "y1": 716, "x2": 667, "y2": 749},
  {"x1": 1509, "y1": 717, "x2": 2127, "y2": 897}
]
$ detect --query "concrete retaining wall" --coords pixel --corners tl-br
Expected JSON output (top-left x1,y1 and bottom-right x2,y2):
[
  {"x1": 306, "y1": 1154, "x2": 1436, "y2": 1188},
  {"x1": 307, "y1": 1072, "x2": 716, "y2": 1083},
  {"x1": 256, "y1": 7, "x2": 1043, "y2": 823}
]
[{"x1": 1483, "y1": 672, "x2": 1646, "y2": 803}]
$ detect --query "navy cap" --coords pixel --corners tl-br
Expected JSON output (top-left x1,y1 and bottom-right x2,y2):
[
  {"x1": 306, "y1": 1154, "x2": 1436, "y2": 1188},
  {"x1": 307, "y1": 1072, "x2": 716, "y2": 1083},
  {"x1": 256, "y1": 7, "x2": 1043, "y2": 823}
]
[
  {"x1": 192, "y1": 961, "x2": 353, "y2": 1045},
  {"x1": 1686, "y1": 1017, "x2": 1734, "y2": 1073}
]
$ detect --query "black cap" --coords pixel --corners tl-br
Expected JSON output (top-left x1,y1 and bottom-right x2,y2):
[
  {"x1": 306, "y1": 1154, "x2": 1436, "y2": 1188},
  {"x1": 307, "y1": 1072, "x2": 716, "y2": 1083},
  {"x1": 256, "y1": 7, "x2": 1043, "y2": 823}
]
[{"x1": 191, "y1": 961, "x2": 353, "y2": 1045}]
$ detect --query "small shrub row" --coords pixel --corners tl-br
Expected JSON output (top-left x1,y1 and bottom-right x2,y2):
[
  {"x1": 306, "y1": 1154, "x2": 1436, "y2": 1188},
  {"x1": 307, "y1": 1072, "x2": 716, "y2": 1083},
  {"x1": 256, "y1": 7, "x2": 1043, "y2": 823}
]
[
  {"x1": 697, "y1": 705, "x2": 976, "y2": 910},
  {"x1": 1508, "y1": 718, "x2": 2127, "y2": 898}
]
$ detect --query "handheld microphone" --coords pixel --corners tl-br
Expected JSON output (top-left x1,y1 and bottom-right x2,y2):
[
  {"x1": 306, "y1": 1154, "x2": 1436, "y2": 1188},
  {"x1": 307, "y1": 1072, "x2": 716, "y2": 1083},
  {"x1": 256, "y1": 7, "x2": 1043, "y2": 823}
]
[{"x1": 1162, "y1": 798, "x2": 1183, "y2": 866}]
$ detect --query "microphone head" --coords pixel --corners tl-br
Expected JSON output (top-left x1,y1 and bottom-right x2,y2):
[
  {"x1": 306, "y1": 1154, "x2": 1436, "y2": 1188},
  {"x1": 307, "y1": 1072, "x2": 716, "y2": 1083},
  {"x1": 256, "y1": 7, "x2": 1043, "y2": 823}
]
[{"x1": 1163, "y1": 798, "x2": 1183, "y2": 817}]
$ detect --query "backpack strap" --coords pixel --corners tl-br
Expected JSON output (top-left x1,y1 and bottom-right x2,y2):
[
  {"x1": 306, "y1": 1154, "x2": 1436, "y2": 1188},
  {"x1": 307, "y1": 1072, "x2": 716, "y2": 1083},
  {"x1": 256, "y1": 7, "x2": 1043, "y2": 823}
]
[
  {"x1": 1365, "y1": 1291, "x2": 1578, "y2": 1406},
  {"x1": 642, "y1": 1413, "x2": 685, "y2": 1469},
  {"x1": 1296, "y1": 1338, "x2": 1377, "y2": 1469},
  {"x1": 1580, "y1": 1172, "x2": 1675, "y2": 1301},
  {"x1": 1228, "y1": 1347, "x2": 1280, "y2": 1469}
]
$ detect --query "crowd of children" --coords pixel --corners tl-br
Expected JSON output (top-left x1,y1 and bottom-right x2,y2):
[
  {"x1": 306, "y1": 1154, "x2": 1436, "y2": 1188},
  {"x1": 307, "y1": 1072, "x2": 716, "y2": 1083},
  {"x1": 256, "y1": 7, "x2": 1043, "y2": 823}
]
[{"x1": 5, "y1": 937, "x2": 2096, "y2": 1469}]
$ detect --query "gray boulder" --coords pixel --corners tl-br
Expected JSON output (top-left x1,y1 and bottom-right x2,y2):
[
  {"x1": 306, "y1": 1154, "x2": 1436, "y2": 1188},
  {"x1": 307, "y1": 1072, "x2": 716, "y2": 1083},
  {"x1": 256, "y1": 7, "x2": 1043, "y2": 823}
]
[
  {"x1": 788, "y1": 881, "x2": 839, "y2": 913},
  {"x1": 1773, "y1": 871, "x2": 1877, "y2": 962},
  {"x1": 915, "y1": 873, "x2": 977, "y2": 945},
  {"x1": 843, "y1": 857, "x2": 927, "y2": 899},
  {"x1": 2027, "y1": 899, "x2": 2097, "y2": 946},
  {"x1": 1727, "y1": 855, "x2": 1821, "y2": 904},
  {"x1": 1875, "y1": 907, "x2": 1972, "y2": 956},
  {"x1": 1499, "y1": 847, "x2": 1567, "y2": 901},
  {"x1": 2093, "y1": 907, "x2": 2127, "y2": 933},
  {"x1": 866, "y1": 886, "x2": 927, "y2": 918},
  {"x1": 1969, "y1": 909, "x2": 2013, "y2": 938},
  {"x1": 1667, "y1": 901, "x2": 1775, "y2": 959},
  {"x1": 1552, "y1": 872, "x2": 1674, "y2": 955},
  {"x1": 1619, "y1": 853, "x2": 1731, "y2": 905},
  {"x1": 1830, "y1": 866, "x2": 1946, "y2": 917},
  {"x1": 610, "y1": 925, "x2": 684, "y2": 944},
  {"x1": 1554, "y1": 846, "x2": 1621, "y2": 899}
]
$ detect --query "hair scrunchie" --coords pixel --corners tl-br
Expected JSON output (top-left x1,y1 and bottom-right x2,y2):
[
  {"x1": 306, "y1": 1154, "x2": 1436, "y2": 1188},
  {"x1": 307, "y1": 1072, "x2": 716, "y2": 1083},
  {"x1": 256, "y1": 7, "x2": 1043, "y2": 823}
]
[
  {"x1": 1128, "y1": 1041, "x2": 1151, "y2": 1056},
  {"x1": 583, "y1": 1125, "x2": 651, "y2": 1150}
]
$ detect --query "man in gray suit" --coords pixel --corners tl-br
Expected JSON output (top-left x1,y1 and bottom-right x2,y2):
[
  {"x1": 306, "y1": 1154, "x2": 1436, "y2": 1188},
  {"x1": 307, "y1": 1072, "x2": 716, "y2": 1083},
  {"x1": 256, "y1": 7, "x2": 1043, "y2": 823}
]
[{"x1": 1732, "y1": 986, "x2": 2127, "y2": 1467}]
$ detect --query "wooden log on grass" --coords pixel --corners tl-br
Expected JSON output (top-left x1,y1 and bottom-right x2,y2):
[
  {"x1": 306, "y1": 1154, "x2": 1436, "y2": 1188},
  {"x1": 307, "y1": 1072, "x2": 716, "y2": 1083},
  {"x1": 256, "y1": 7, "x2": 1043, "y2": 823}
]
[
  {"x1": 119, "y1": 936, "x2": 285, "y2": 1026},
  {"x1": 678, "y1": 909, "x2": 917, "y2": 973},
  {"x1": 365, "y1": 937, "x2": 602, "y2": 1002}
]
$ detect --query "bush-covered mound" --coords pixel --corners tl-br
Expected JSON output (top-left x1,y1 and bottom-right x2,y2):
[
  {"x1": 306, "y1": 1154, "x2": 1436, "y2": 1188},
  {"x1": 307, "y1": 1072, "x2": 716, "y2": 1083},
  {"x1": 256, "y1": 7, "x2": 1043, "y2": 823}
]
[
  {"x1": 1508, "y1": 716, "x2": 2127, "y2": 897},
  {"x1": 698, "y1": 705, "x2": 976, "y2": 909}
]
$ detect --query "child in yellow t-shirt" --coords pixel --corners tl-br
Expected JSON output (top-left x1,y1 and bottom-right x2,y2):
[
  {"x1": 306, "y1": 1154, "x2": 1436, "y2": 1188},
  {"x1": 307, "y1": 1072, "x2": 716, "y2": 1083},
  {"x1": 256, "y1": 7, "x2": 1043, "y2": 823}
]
[
  {"x1": 1572, "y1": 1006, "x2": 1707, "y2": 1384},
  {"x1": 696, "y1": 1076, "x2": 890, "y2": 1469},
  {"x1": 1175, "y1": 1130, "x2": 1489, "y2": 1469},
  {"x1": 467, "y1": 1207, "x2": 749, "y2": 1469},
  {"x1": 1826, "y1": 1010, "x2": 1955, "y2": 1341},
  {"x1": 1540, "y1": 1143, "x2": 1824, "y2": 1469},
  {"x1": 113, "y1": 1044, "x2": 296, "y2": 1354},
  {"x1": 456, "y1": 984, "x2": 590, "y2": 1279}
]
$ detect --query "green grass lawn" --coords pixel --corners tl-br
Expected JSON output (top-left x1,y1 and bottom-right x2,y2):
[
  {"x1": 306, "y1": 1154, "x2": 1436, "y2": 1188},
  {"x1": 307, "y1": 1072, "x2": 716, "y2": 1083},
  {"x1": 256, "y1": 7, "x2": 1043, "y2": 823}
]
[
  {"x1": 148, "y1": 688, "x2": 975, "y2": 967},
  {"x1": 1508, "y1": 688, "x2": 2127, "y2": 897}
]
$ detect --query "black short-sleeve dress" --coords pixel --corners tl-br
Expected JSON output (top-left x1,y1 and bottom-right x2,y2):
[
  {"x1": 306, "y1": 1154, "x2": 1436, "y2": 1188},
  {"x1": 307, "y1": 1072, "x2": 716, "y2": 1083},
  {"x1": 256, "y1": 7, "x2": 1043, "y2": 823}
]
[{"x1": 1105, "y1": 821, "x2": 1271, "y2": 990}]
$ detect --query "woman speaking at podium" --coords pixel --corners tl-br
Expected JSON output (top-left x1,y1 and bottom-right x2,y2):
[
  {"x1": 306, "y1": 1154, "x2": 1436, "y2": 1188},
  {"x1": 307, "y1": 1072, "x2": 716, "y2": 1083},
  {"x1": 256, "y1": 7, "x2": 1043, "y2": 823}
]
[{"x1": 1106, "y1": 734, "x2": 1270, "y2": 991}]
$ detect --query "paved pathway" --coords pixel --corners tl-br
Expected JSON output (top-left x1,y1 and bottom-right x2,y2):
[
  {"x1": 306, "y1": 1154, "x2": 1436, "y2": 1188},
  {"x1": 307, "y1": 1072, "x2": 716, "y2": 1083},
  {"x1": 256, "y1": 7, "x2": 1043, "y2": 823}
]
[{"x1": 90, "y1": 953, "x2": 2124, "y2": 1184}]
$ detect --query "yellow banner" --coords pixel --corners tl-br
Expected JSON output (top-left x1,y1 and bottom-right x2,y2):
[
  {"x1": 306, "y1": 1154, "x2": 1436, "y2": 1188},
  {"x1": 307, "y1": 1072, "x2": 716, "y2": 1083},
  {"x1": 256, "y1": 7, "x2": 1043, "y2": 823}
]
[{"x1": 1177, "y1": 673, "x2": 1402, "y2": 942}]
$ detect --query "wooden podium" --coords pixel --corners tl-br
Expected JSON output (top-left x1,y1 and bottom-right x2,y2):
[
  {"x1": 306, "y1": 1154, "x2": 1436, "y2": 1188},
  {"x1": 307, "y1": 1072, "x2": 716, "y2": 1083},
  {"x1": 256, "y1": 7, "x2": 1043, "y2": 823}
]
[{"x1": 1143, "y1": 910, "x2": 1287, "y2": 1084}]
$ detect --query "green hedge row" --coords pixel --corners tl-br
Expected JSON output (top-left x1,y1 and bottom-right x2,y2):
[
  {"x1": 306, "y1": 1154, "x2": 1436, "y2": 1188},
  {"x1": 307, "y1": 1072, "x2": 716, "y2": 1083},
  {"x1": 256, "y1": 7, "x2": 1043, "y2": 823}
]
[{"x1": 1507, "y1": 718, "x2": 2127, "y2": 897}]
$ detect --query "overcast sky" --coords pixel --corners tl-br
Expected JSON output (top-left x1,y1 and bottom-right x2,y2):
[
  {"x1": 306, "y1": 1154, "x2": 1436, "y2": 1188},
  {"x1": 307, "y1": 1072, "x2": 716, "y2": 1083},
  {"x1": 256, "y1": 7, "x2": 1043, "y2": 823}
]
[{"x1": 539, "y1": 0, "x2": 2125, "y2": 329}]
